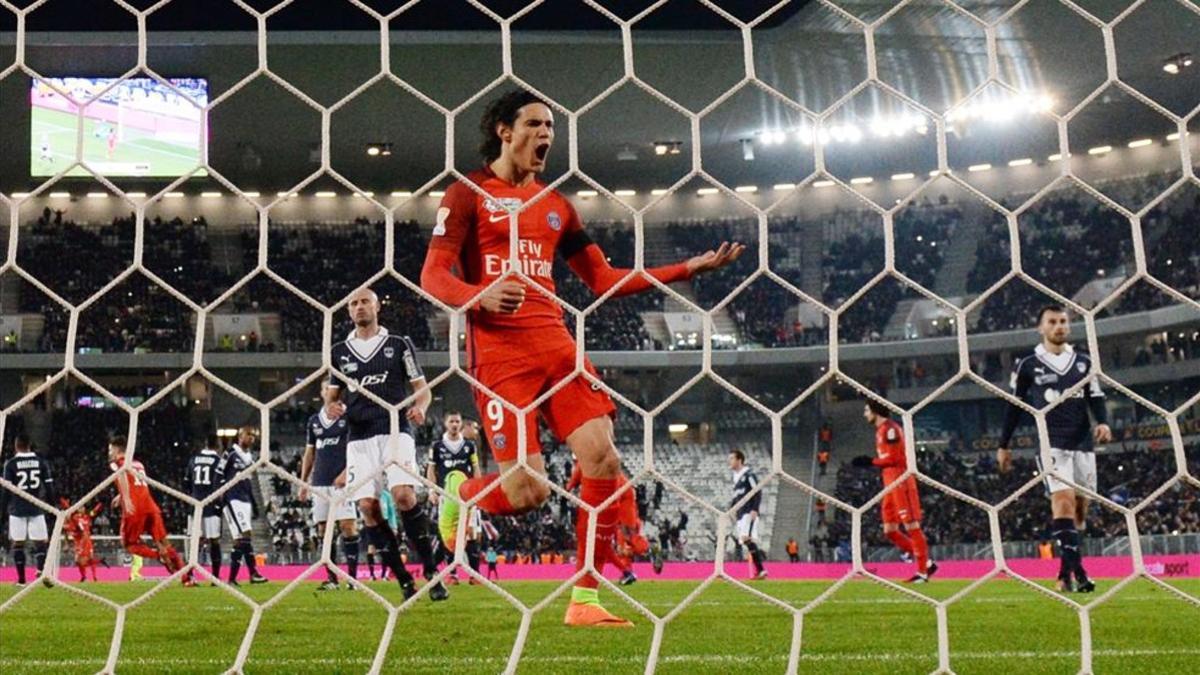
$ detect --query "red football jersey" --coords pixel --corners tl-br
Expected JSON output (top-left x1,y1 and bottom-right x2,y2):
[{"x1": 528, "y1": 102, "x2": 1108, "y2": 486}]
[
  {"x1": 65, "y1": 510, "x2": 95, "y2": 544},
  {"x1": 873, "y1": 419, "x2": 908, "y2": 485},
  {"x1": 422, "y1": 167, "x2": 690, "y2": 366},
  {"x1": 431, "y1": 167, "x2": 583, "y2": 331},
  {"x1": 110, "y1": 457, "x2": 159, "y2": 514}
]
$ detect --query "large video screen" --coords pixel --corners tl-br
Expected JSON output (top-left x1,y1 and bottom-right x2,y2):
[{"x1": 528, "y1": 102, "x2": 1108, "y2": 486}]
[{"x1": 31, "y1": 77, "x2": 208, "y2": 177}]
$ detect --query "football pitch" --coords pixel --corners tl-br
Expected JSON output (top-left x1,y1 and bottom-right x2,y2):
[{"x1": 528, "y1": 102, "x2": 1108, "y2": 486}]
[
  {"x1": 1, "y1": 577, "x2": 1198, "y2": 674},
  {"x1": 30, "y1": 107, "x2": 202, "y2": 178}
]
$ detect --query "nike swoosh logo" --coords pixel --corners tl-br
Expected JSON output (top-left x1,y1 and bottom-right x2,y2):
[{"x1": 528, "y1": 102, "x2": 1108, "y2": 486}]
[{"x1": 488, "y1": 212, "x2": 512, "y2": 224}]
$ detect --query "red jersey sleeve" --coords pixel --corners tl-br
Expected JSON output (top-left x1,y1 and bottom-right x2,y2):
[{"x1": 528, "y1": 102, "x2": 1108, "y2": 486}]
[
  {"x1": 873, "y1": 422, "x2": 905, "y2": 468},
  {"x1": 561, "y1": 201, "x2": 691, "y2": 297},
  {"x1": 420, "y1": 182, "x2": 485, "y2": 307}
]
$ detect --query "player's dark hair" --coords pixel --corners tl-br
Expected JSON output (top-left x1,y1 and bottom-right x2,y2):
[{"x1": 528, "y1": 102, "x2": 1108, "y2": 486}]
[
  {"x1": 109, "y1": 435, "x2": 128, "y2": 449},
  {"x1": 207, "y1": 433, "x2": 220, "y2": 450},
  {"x1": 444, "y1": 410, "x2": 462, "y2": 419},
  {"x1": 479, "y1": 89, "x2": 548, "y2": 163},
  {"x1": 1037, "y1": 304, "x2": 1066, "y2": 323},
  {"x1": 13, "y1": 433, "x2": 31, "y2": 450},
  {"x1": 866, "y1": 398, "x2": 891, "y2": 418},
  {"x1": 731, "y1": 449, "x2": 745, "y2": 464}
]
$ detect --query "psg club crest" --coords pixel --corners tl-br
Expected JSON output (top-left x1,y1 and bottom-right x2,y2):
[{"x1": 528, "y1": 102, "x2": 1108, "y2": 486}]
[
  {"x1": 384, "y1": 346, "x2": 395, "y2": 359},
  {"x1": 493, "y1": 433, "x2": 507, "y2": 450},
  {"x1": 547, "y1": 210, "x2": 562, "y2": 231}
]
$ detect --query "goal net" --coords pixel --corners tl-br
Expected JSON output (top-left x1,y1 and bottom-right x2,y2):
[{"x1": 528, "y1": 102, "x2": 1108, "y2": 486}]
[{"x1": 1, "y1": 0, "x2": 1199, "y2": 672}]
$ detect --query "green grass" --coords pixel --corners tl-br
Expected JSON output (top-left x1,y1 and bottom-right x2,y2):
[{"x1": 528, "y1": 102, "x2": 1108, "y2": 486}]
[
  {"x1": 1, "y1": 577, "x2": 1198, "y2": 673},
  {"x1": 30, "y1": 107, "x2": 202, "y2": 178}
]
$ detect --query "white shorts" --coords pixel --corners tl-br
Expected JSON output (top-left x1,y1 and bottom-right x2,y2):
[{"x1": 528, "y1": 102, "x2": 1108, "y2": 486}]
[
  {"x1": 736, "y1": 512, "x2": 759, "y2": 543},
  {"x1": 1039, "y1": 448, "x2": 1098, "y2": 494},
  {"x1": 8, "y1": 515, "x2": 48, "y2": 542},
  {"x1": 345, "y1": 433, "x2": 418, "y2": 502},
  {"x1": 310, "y1": 486, "x2": 358, "y2": 524},
  {"x1": 224, "y1": 499, "x2": 254, "y2": 535},
  {"x1": 191, "y1": 514, "x2": 222, "y2": 540}
]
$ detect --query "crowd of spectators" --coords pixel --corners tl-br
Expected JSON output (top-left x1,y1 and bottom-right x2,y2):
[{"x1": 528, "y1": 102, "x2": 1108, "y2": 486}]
[{"x1": 6, "y1": 177, "x2": 1195, "y2": 355}]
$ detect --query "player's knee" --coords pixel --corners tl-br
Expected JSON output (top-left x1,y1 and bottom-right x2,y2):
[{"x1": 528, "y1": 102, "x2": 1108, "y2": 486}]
[
  {"x1": 508, "y1": 476, "x2": 550, "y2": 510},
  {"x1": 392, "y1": 490, "x2": 417, "y2": 511},
  {"x1": 339, "y1": 521, "x2": 358, "y2": 538}
]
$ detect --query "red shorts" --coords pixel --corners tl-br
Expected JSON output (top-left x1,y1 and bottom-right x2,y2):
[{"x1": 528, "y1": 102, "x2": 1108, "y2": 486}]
[
  {"x1": 881, "y1": 477, "x2": 922, "y2": 525},
  {"x1": 469, "y1": 328, "x2": 615, "y2": 463},
  {"x1": 121, "y1": 507, "x2": 167, "y2": 546},
  {"x1": 75, "y1": 539, "x2": 94, "y2": 560}
]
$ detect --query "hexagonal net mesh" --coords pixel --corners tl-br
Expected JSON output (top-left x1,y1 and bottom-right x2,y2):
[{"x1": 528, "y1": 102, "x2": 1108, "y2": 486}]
[{"x1": 1, "y1": 0, "x2": 1199, "y2": 673}]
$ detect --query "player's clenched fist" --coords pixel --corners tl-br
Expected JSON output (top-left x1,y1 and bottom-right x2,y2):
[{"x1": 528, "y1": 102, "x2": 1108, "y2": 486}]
[
  {"x1": 996, "y1": 447, "x2": 1013, "y2": 474},
  {"x1": 479, "y1": 279, "x2": 526, "y2": 314}
]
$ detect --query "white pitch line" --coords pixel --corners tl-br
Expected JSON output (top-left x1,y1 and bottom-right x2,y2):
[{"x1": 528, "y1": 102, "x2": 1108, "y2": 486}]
[{"x1": 3, "y1": 647, "x2": 1200, "y2": 668}]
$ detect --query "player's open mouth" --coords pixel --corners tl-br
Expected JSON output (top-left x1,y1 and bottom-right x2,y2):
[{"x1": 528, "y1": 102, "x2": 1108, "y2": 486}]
[{"x1": 534, "y1": 143, "x2": 550, "y2": 161}]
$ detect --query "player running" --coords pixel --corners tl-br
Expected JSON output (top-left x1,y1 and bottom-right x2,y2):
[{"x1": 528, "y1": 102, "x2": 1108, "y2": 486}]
[
  {"x1": 61, "y1": 499, "x2": 108, "y2": 582},
  {"x1": 729, "y1": 450, "x2": 767, "y2": 580},
  {"x1": 300, "y1": 381, "x2": 360, "y2": 590},
  {"x1": 852, "y1": 400, "x2": 938, "y2": 583},
  {"x1": 421, "y1": 89, "x2": 742, "y2": 626},
  {"x1": 997, "y1": 305, "x2": 1110, "y2": 593},
  {"x1": 428, "y1": 410, "x2": 483, "y2": 582},
  {"x1": 183, "y1": 435, "x2": 224, "y2": 584},
  {"x1": 107, "y1": 436, "x2": 188, "y2": 582},
  {"x1": 215, "y1": 427, "x2": 266, "y2": 585},
  {"x1": 328, "y1": 287, "x2": 446, "y2": 601},
  {"x1": 3, "y1": 434, "x2": 54, "y2": 586}
]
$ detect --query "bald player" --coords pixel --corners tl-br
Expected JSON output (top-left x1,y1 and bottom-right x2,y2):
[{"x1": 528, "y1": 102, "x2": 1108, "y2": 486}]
[{"x1": 328, "y1": 287, "x2": 447, "y2": 601}]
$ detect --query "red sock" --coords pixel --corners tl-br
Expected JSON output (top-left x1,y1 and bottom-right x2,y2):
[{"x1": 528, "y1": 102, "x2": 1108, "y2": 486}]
[
  {"x1": 78, "y1": 563, "x2": 87, "y2": 580},
  {"x1": 459, "y1": 474, "x2": 521, "y2": 516},
  {"x1": 575, "y1": 476, "x2": 620, "y2": 590},
  {"x1": 616, "y1": 478, "x2": 639, "y2": 529},
  {"x1": 908, "y1": 527, "x2": 930, "y2": 574},
  {"x1": 89, "y1": 561, "x2": 99, "y2": 581},
  {"x1": 886, "y1": 530, "x2": 914, "y2": 555}
]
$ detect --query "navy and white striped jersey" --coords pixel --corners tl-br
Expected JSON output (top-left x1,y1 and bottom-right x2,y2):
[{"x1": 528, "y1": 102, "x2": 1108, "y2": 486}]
[
  {"x1": 2, "y1": 452, "x2": 54, "y2": 517},
  {"x1": 329, "y1": 327, "x2": 424, "y2": 441},
  {"x1": 216, "y1": 443, "x2": 255, "y2": 504},
  {"x1": 306, "y1": 411, "x2": 349, "y2": 487},
  {"x1": 730, "y1": 466, "x2": 761, "y2": 517},
  {"x1": 184, "y1": 448, "x2": 223, "y2": 516},
  {"x1": 427, "y1": 435, "x2": 479, "y2": 486},
  {"x1": 1000, "y1": 344, "x2": 1107, "y2": 451}
]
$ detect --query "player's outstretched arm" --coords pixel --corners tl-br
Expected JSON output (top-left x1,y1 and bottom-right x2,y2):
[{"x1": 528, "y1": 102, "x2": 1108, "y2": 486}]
[{"x1": 564, "y1": 232, "x2": 745, "y2": 299}]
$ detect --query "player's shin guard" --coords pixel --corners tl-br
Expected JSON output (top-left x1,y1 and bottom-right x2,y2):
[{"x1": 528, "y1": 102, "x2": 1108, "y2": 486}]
[
  {"x1": 574, "y1": 476, "x2": 619, "y2": 592},
  {"x1": 886, "y1": 530, "x2": 914, "y2": 555},
  {"x1": 745, "y1": 541, "x2": 765, "y2": 575},
  {"x1": 34, "y1": 541, "x2": 48, "y2": 574},
  {"x1": 227, "y1": 546, "x2": 242, "y2": 582},
  {"x1": 208, "y1": 540, "x2": 222, "y2": 580},
  {"x1": 236, "y1": 539, "x2": 259, "y2": 575},
  {"x1": 465, "y1": 539, "x2": 481, "y2": 574},
  {"x1": 907, "y1": 527, "x2": 930, "y2": 574},
  {"x1": 343, "y1": 536, "x2": 360, "y2": 582},
  {"x1": 399, "y1": 507, "x2": 438, "y2": 579},
  {"x1": 365, "y1": 524, "x2": 413, "y2": 585},
  {"x1": 458, "y1": 473, "x2": 522, "y2": 516},
  {"x1": 13, "y1": 547, "x2": 27, "y2": 584},
  {"x1": 1052, "y1": 518, "x2": 1081, "y2": 583}
]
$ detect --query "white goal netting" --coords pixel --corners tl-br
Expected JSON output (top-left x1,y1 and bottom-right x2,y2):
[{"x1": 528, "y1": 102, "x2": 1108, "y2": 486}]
[{"x1": 2, "y1": 0, "x2": 1199, "y2": 673}]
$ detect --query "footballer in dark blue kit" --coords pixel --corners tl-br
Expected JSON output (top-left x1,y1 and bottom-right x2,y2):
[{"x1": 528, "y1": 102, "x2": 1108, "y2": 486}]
[
  {"x1": 997, "y1": 305, "x2": 1112, "y2": 593},
  {"x1": 299, "y1": 379, "x2": 360, "y2": 590},
  {"x1": 216, "y1": 427, "x2": 266, "y2": 585},
  {"x1": 328, "y1": 286, "x2": 445, "y2": 601},
  {"x1": 3, "y1": 434, "x2": 54, "y2": 586},
  {"x1": 184, "y1": 434, "x2": 225, "y2": 582}
]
